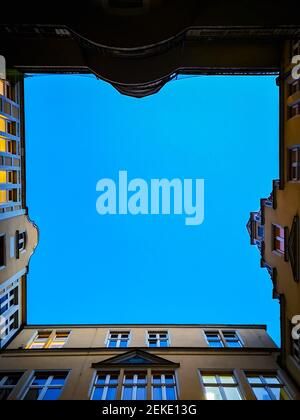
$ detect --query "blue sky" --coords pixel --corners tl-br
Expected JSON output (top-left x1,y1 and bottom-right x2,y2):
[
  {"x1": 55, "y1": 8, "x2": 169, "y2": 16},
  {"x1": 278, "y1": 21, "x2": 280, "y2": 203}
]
[{"x1": 25, "y1": 74, "x2": 280, "y2": 344}]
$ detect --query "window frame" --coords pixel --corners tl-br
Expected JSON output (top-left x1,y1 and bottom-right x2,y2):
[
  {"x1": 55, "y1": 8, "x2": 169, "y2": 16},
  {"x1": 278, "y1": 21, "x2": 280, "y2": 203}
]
[
  {"x1": 107, "y1": 331, "x2": 131, "y2": 348},
  {"x1": 21, "y1": 371, "x2": 69, "y2": 401},
  {"x1": 91, "y1": 372, "x2": 120, "y2": 401},
  {"x1": 27, "y1": 330, "x2": 71, "y2": 350},
  {"x1": 246, "y1": 373, "x2": 290, "y2": 401},
  {"x1": 272, "y1": 224, "x2": 287, "y2": 257},
  {"x1": 199, "y1": 371, "x2": 243, "y2": 401},
  {"x1": 151, "y1": 372, "x2": 178, "y2": 401},
  {"x1": 204, "y1": 330, "x2": 244, "y2": 348},
  {"x1": 0, "y1": 371, "x2": 23, "y2": 400},
  {"x1": 121, "y1": 372, "x2": 147, "y2": 401},
  {"x1": 147, "y1": 331, "x2": 170, "y2": 348},
  {"x1": 288, "y1": 146, "x2": 300, "y2": 182}
]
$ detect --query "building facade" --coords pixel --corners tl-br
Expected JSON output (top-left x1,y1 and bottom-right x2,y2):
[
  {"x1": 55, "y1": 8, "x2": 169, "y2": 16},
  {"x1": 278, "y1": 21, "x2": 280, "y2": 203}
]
[
  {"x1": 248, "y1": 40, "x2": 300, "y2": 388},
  {"x1": 0, "y1": 73, "x2": 39, "y2": 349},
  {"x1": 0, "y1": 324, "x2": 298, "y2": 401}
]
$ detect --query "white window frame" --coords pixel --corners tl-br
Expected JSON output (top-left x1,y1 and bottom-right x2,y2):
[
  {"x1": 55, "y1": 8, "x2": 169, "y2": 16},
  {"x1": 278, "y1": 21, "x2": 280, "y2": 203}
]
[
  {"x1": 147, "y1": 331, "x2": 170, "y2": 348},
  {"x1": 222, "y1": 331, "x2": 243, "y2": 348},
  {"x1": 247, "y1": 373, "x2": 290, "y2": 401},
  {"x1": 0, "y1": 277, "x2": 21, "y2": 349},
  {"x1": 151, "y1": 373, "x2": 178, "y2": 401},
  {"x1": 204, "y1": 330, "x2": 243, "y2": 348},
  {"x1": 107, "y1": 331, "x2": 131, "y2": 348},
  {"x1": 21, "y1": 371, "x2": 68, "y2": 401},
  {"x1": 204, "y1": 331, "x2": 224, "y2": 348},
  {"x1": 91, "y1": 373, "x2": 119, "y2": 401},
  {"x1": 27, "y1": 330, "x2": 71, "y2": 350},
  {"x1": 121, "y1": 372, "x2": 147, "y2": 401},
  {"x1": 200, "y1": 372, "x2": 243, "y2": 400}
]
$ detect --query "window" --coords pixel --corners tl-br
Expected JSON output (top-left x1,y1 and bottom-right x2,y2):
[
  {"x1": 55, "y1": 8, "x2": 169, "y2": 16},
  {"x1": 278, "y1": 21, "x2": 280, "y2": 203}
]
[
  {"x1": 0, "y1": 234, "x2": 5, "y2": 268},
  {"x1": 23, "y1": 372, "x2": 68, "y2": 401},
  {"x1": 48, "y1": 332, "x2": 70, "y2": 349},
  {"x1": 289, "y1": 103, "x2": 300, "y2": 119},
  {"x1": 7, "y1": 171, "x2": 17, "y2": 184},
  {"x1": 122, "y1": 373, "x2": 147, "y2": 400},
  {"x1": 289, "y1": 146, "x2": 300, "y2": 182},
  {"x1": 7, "y1": 139, "x2": 17, "y2": 155},
  {"x1": 6, "y1": 121, "x2": 17, "y2": 136},
  {"x1": 6, "y1": 84, "x2": 17, "y2": 103},
  {"x1": 17, "y1": 231, "x2": 27, "y2": 255},
  {"x1": 205, "y1": 331, "x2": 243, "y2": 348},
  {"x1": 91, "y1": 373, "x2": 119, "y2": 401},
  {"x1": 28, "y1": 331, "x2": 70, "y2": 349},
  {"x1": 29, "y1": 331, "x2": 52, "y2": 349},
  {"x1": 0, "y1": 287, "x2": 18, "y2": 316},
  {"x1": 148, "y1": 332, "x2": 169, "y2": 348},
  {"x1": 8, "y1": 188, "x2": 18, "y2": 202},
  {"x1": 152, "y1": 373, "x2": 177, "y2": 401},
  {"x1": 107, "y1": 332, "x2": 130, "y2": 348},
  {"x1": 289, "y1": 80, "x2": 300, "y2": 96},
  {"x1": 272, "y1": 224, "x2": 286, "y2": 255},
  {"x1": 201, "y1": 374, "x2": 242, "y2": 400},
  {"x1": 0, "y1": 281, "x2": 20, "y2": 348},
  {"x1": 247, "y1": 374, "x2": 289, "y2": 400},
  {"x1": 223, "y1": 332, "x2": 243, "y2": 348},
  {"x1": 0, "y1": 372, "x2": 23, "y2": 400},
  {"x1": 205, "y1": 332, "x2": 224, "y2": 348}
]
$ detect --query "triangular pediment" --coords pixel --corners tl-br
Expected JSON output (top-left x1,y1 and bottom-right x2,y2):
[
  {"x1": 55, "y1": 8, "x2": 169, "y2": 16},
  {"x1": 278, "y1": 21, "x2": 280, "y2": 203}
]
[{"x1": 92, "y1": 350, "x2": 179, "y2": 369}]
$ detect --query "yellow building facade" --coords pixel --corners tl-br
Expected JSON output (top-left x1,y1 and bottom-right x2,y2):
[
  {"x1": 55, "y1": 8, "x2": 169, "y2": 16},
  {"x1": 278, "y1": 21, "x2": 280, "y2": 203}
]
[
  {"x1": 1, "y1": 324, "x2": 298, "y2": 401},
  {"x1": 0, "y1": 74, "x2": 39, "y2": 349},
  {"x1": 248, "y1": 40, "x2": 300, "y2": 388}
]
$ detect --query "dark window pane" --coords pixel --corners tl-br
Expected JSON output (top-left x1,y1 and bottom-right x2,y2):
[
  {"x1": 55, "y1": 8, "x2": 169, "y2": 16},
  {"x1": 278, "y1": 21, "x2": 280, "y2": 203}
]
[
  {"x1": 4, "y1": 374, "x2": 21, "y2": 386},
  {"x1": 0, "y1": 388, "x2": 12, "y2": 400},
  {"x1": 109, "y1": 376, "x2": 119, "y2": 385},
  {"x1": 96, "y1": 376, "x2": 107, "y2": 385},
  {"x1": 24, "y1": 388, "x2": 43, "y2": 401}
]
